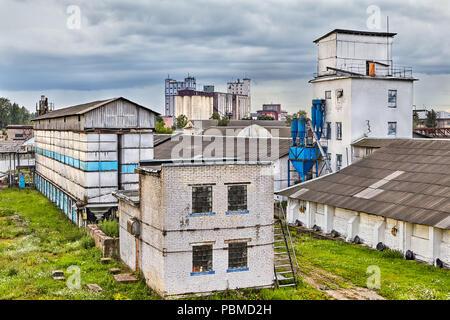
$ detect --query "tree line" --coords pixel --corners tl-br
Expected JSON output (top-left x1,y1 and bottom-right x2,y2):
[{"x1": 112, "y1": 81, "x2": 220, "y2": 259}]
[{"x1": 0, "y1": 97, "x2": 36, "y2": 129}]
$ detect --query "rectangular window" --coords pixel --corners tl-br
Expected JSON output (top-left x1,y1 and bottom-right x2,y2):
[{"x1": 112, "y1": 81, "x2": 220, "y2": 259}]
[
  {"x1": 325, "y1": 91, "x2": 331, "y2": 99},
  {"x1": 192, "y1": 186, "x2": 212, "y2": 214},
  {"x1": 227, "y1": 185, "x2": 247, "y2": 212},
  {"x1": 192, "y1": 245, "x2": 213, "y2": 273},
  {"x1": 336, "y1": 154, "x2": 342, "y2": 171},
  {"x1": 336, "y1": 122, "x2": 342, "y2": 140},
  {"x1": 326, "y1": 122, "x2": 332, "y2": 140},
  {"x1": 388, "y1": 90, "x2": 397, "y2": 108},
  {"x1": 388, "y1": 122, "x2": 397, "y2": 135},
  {"x1": 228, "y1": 242, "x2": 248, "y2": 270}
]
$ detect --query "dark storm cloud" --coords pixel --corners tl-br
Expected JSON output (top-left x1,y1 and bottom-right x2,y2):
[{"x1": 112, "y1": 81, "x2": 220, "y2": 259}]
[{"x1": 0, "y1": 0, "x2": 449, "y2": 93}]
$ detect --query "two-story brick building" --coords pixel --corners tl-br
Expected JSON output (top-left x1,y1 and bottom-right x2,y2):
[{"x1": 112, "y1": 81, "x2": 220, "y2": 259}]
[{"x1": 113, "y1": 159, "x2": 274, "y2": 297}]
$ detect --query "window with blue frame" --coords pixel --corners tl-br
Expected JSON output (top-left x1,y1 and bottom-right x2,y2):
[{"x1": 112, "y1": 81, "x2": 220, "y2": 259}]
[
  {"x1": 192, "y1": 244, "x2": 213, "y2": 274},
  {"x1": 192, "y1": 186, "x2": 213, "y2": 214},
  {"x1": 228, "y1": 242, "x2": 248, "y2": 271},
  {"x1": 227, "y1": 185, "x2": 247, "y2": 212}
]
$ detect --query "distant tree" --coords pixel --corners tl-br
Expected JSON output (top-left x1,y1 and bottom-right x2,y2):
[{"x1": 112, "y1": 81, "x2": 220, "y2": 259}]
[
  {"x1": 210, "y1": 112, "x2": 221, "y2": 120},
  {"x1": 413, "y1": 110, "x2": 419, "y2": 128},
  {"x1": 0, "y1": 98, "x2": 11, "y2": 129},
  {"x1": 156, "y1": 115, "x2": 164, "y2": 123},
  {"x1": 285, "y1": 110, "x2": 308, "y2": 126},
  {"x1": 9, "y1": 103, "x2": 21, "y2": 124},
  {"x1": 425, "y1": 109, "x2": 437, "y2": 128},
  {"x1": 257, "y1": 115, "x2": 274, "y2": 120},
  {"x1": 218, "y1": 116, "x2": 229, "y2": 127},
  {"x1": 241, "y1": 117, "x2": 253, "y2": 120},
  {"x1": 156, "y1": 121, "x2": 174, "y2": 134},
  {"x1": 175, "y1": 114, "x2": 188, "y2": 129}
]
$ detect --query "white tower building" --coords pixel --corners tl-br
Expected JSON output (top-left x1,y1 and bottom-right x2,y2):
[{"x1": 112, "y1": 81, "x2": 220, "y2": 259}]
[{"x1": 311, "y1": 29, "x2": 417, "y2": 172}]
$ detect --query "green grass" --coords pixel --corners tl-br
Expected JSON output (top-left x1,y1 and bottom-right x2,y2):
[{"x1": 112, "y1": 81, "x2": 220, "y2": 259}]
[
  {"x1": 0, "y1": 188, "x2": 326, "y2": 300},
  {"x1": 0, "y1": 188, "x2": 158, "y2": 300},
  {"x1": 291, "y1": 231, "x2": 450, "y2": 300},
  {"x1": 3, "y1": 188, "x2": 447, "y2": 300},
  {"x1": 98, "y1": 219, "x2": 119, "y2": 238}
]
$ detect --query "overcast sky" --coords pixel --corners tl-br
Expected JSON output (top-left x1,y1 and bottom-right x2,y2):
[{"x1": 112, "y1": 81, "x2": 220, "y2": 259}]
[{"x1": 0, "y1": 0, "x2": 449, "y2": 114}]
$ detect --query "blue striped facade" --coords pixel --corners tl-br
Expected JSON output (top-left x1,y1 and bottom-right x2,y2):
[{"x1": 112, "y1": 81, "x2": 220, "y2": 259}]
[
  {"x1": 35, "y1": 146, "x2": 138, "y2": 173},
  {"x1": 35, "y1": 173, "x2": 78, "y2": 225}
]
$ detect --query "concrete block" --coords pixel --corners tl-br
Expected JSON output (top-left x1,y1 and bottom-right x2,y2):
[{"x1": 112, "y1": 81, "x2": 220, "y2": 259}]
[
  {"x1": 109, "y1": 268, "x2": 121, "y2": 274},
  {"x1": 100, "y1": 257, "x2": 112, "y2": 264},
  {"x1": 86, "y1": 284, "x2": 103, "y2": 292},
  {"x1": 114, "y1": 273, "x2": 138, "y2": 284}
]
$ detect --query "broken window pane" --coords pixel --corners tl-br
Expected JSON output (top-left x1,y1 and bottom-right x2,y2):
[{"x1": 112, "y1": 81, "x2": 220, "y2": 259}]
[
  {"x1": 388, "y1": 90, "x2": 397, "y2": 108},
  {"x1": 228, "y1": 242, "x2": 248, "y2": 269},
  {"x1": 192, "y1": 186, "x2": 212, "y2": 213},
  {"x1": 227, "y1": 185, "x2": 247, "y2": 211},
  {"x1": 192, "y1": 245, "x2": 213, "y2": 272}
]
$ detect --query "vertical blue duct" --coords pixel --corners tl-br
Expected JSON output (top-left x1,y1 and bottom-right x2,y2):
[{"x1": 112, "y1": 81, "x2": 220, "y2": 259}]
[
  {"x1": 288, "y1": 99, "x2": 326, "y2": 186},
  {"x1": 298, "y1": 118, "x2": 306, "y2": 147},
  {"x1": 291, "y1": 118, "x2": 298, "y2": 146}
]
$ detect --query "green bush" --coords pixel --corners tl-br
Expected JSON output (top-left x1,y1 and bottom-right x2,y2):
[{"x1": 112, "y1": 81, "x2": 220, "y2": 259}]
[
  {"x1": 98, "y1": 219, "x2": 119, "y2": 238},
  {"x1": 80, "y1": 235, "x2": 95, "y2": 249}
]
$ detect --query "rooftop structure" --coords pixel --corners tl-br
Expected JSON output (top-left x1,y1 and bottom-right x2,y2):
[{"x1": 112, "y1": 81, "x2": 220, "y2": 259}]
[{"x1": 311, "y1": 29, "x2": 417, "y2": 173}]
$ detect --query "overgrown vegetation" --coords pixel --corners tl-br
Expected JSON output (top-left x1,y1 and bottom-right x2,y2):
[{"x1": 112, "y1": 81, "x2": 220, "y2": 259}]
[
  {"x1": 98, "y1": 219, "x2": 119, "y2": 238},
  {"x1": 0, "y1": 188, "x2": 157, "y2": 300},
  {"x1": 291, "y1": 231, "x2": 450, "y2": 300},
  {"x1": 1, "y1": 188, "x2": 448, "y2": 300}
]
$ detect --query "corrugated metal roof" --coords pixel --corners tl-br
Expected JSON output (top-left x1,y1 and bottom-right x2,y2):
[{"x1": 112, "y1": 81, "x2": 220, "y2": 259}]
[
  {"x1": 277, "y1": 140, "x2": 450, "y2": 229},
  {"x1": 32, "y1": 97, "x2": 160, "y2": 121},
  {"x1": 154, "y1": 135, "x2": 291, "y2": 161}
]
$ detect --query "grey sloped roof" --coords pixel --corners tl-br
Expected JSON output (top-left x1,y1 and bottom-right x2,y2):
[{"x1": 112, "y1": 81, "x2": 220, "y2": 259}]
[
  {"x1": 32, "y1": 97, "x2": 159, "y2": 121},
  {"x1": 277, "y1": 139, "x2": 450, "y2": 230},
  {"x1": 154, "y1": 135, "x2": 291, "y2": 162}
]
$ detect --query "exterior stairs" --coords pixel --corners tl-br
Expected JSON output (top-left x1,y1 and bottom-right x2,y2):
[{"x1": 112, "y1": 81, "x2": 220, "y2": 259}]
[{"x1": 273, "y1": 219, "x2": 298, "y2": 289}]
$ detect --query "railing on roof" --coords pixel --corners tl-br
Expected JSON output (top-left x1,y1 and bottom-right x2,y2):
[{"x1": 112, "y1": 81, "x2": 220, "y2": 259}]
[
  {"x1": 414, "y1": 127, "x2": 450, "y2": 138},
  {"x1": 314, "y1": 65, "x2": 413, "y2": 79}
]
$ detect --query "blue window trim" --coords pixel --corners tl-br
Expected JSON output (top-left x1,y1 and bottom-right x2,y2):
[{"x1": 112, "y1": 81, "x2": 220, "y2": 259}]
[
  {"x1": 189, "y1": 212, "x2": 216, "y2": 217},
  {"x1": 227, "y1": 267, "x2": 249, "y2": 273},
  {"x1": 226, "y1": 210, "x2": 249, "y2": 215},
  {"x1": 190, "y1": 270, "x2": 215, "y2": 276}
]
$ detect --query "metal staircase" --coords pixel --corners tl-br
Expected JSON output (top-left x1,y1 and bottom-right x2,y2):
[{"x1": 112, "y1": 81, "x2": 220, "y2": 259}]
[{"x1": 273, "y1": 218, "x2": 298, "y2": 289}]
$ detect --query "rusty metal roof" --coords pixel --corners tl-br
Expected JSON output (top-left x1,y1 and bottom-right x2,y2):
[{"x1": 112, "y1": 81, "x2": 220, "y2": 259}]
[
  {"x1": 32, "y1": 97, "x2": 159, "y2": 121},
  {"x1": 277, "y1": 140, "x2": 450, "y2": 229}
]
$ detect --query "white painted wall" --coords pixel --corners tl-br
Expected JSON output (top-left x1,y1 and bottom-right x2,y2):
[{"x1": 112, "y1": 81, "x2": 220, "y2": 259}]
[{"x1": 286, "y1": 199, "x2": 450, "y2": 267}]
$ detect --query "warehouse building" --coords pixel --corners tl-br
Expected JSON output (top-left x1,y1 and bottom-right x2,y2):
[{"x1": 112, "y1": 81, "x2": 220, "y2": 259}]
[
  {"x1": 33, "y1": 97, "x2": 158, "y2": 225},
  {"x1": 278, "y1": 139, "x2": 450, "y2": 267},
  {"x1": 114, "y1": 159, "x2": 274, "y2": 297}
]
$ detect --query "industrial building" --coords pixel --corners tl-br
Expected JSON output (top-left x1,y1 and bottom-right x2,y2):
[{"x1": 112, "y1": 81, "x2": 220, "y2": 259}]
[
  {"x1": 278, "y1": 139, "x2": 450, "y2": 268},
  {"x1": 256, "y1": 104, "x2": 288, "y2": 121},
  {"x1": 174, "y1": 89, "x2": 214, "y2": 120},
  {"x1": 164, "y1": 76, "x2": 196, "y2": 118},
  {"x1": 6, "y1": 125, "x2": 34, "y2": 141},
  {"x1": 113, "y1": 159, "x2": 274, "y2": 297},
  {"x1": 213, "y1": 92, "x2": 250, "y2": 120},
  {"x1": 311, "y1": 29, "x2": 417, "y2": 173},
  {"x1": 33, "y1": 97, "x2": 158, "y2": 225}
]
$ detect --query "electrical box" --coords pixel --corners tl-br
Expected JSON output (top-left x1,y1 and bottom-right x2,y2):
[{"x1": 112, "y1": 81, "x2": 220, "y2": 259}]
[{"x1": 127, "y1": 218, "x2": 140, "y2": 237}]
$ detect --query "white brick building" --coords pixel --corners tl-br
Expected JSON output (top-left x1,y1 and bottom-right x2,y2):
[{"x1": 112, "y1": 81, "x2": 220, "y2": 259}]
[{"x1": 114, "y1": 160, "x2": 274, "y2": 296}]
